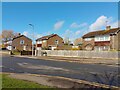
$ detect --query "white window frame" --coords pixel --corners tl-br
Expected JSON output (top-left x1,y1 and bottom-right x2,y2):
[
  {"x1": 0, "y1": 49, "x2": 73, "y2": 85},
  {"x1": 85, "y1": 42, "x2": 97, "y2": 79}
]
[
  {"x1": 23, "y1": 46, "x2": 26, "y2": 50},
  {"x1": 84, "y1": 38, "x2": 92, "y2": 41},
  {"x1": 42, "y1": 40, "x2": 47, "y2": 43},
  {"x1": 55, "y1": 40, "x2": 59, "y2": 45},
  {"x1": 20, "y1": 40, "x2": 24, "y2": 44},
  {"x1": 37, "y1": 40, "x2": 42, "y2": 44},
  {"x1": 95, "y1": 35, "x2": 110, "y2": 41}
]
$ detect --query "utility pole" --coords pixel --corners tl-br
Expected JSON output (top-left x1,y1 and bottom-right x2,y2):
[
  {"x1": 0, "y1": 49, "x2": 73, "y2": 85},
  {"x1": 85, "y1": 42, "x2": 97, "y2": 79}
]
[{"x1": 29, "y1": 24, "x2": 34, "y2": 57}]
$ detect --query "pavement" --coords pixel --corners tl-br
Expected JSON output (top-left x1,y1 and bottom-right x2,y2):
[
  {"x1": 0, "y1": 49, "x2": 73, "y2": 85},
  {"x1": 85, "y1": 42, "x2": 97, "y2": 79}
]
[{"x1": 12, "y1": 55, "x2": 119, "y2": 66}]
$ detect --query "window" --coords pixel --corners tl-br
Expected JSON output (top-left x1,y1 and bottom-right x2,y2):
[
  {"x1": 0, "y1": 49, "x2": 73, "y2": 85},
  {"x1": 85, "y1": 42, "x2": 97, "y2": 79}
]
[
  {"x1": 20, "y1": 40, "x2": 24, "y2": 44},
  {"x1": 42, "y1": 40, "x2": 47, "y2": 43},
  {"x1": 55, "y1": 40, "x2": 59, "y2": 45},
  {"x1": 84, "y1": 38, "x2": 92, "y2": 41},
  {"x1": 100, "y1": 37, "x2": 104, "y2": 41},
  {"x1": 23, "y1": 46, "x2": 26, "y2": 50},
  {"x1": 95, "y1": 35, "x2": 110, "y2": 41},
  {"x1": 37, "y1": 41, "x2": 42, "y2": 44},
  {"x1": 104, "y1": 35, "x2": 110, "y2": 41}
]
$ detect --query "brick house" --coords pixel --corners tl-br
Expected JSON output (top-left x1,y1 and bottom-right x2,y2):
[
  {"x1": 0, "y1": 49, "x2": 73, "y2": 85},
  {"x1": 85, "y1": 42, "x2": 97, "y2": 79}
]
[
  {"x1": 82, "y1": 26, "x2": 120, "y2": 51},
  {"x1": 6, "y1": 35, "x2": 32, "y2": 51},
  {"x1": 36, "y1": 34, "x2": 64, "y2": 50}
]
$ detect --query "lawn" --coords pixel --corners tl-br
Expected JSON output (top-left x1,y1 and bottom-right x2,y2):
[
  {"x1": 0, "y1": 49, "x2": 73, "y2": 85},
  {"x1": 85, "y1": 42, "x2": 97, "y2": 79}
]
[{"x1": 1, "y1": 74, "x2": 56, "y2": 89}]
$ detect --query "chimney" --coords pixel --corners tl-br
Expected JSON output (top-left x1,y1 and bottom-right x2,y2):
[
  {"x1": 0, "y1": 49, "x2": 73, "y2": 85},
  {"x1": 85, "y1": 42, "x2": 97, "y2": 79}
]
[
  {"x1": 17, "y1": 33, "x2": 21, "y2": 36},
  {"x1": 106, "y1": 26, "x2": 111, "y2": 30}
]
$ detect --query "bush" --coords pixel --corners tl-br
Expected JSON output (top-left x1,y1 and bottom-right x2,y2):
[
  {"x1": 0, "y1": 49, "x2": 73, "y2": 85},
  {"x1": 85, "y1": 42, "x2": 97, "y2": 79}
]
[
  {"x1": 12, "y1": 50, "x2": 21, "y2": 55},
  {"x1": 71, "y1": 48, "x2": 81, "y2": 50}
]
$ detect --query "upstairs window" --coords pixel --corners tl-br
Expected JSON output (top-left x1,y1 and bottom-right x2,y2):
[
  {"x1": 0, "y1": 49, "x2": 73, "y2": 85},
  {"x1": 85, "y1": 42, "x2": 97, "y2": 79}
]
[
  {"x1": 84, "y1": 38, "x2": 92, "y2": 41},
  {"x1": 95, "y1": 35, "x2": 110, "y2": 41},
  {"x1": 20, "y1": 40, "x2": 24, "y2": 44},
  {"x1": 55, "y1": 40, "x2": 59, "y2": 45}
]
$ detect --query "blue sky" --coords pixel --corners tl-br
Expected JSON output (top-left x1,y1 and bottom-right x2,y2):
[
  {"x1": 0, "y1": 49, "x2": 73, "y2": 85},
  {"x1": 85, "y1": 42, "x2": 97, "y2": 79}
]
[{"x1": 2, "y1": 2, "x2": 118, "y2": 42}]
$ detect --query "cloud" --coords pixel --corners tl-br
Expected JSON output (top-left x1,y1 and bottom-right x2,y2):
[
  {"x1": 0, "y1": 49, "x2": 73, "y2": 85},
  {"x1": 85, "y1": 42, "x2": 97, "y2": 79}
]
[
  {"x1": 22, "y1": 31, "x2": 42, "y2": 40},
  {"x1": 75, "y1": 30, "x2": 81, "y2": 35},
  {"x1": 23, "y1": 31, "x2": 29, "y2": 36},
  {"x1": 34, "y1": 34, "x2": 42, "y2": 39},
  {"x1": 110, "y1": 21, "x2": 119, "y2": 28},
  {"x1": 70, "y1": 22, "x2": 87, "y2": 28},
  {"x1": 54, "y1": 20, "x2": 65, "y2": 30},
  {"x1": 62, "y1": 29, "x2": 82, "y2": 43},
  {"x1": 89, "y1": 15, "x2": 119, "y2": 32},
  {"x1": 89, "y1": 15, "x2": 108, "y2": 31}
]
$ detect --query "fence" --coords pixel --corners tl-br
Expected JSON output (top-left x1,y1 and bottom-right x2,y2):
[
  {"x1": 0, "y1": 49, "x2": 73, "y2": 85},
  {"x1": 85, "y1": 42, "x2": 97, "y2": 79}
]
[{"x1": 36, "y1": 50, "x2": 119, "y2": 59}]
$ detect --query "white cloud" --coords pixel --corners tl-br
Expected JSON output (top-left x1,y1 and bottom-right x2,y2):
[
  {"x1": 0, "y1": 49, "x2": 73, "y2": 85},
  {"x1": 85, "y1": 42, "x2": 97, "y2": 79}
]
[
  {"x1": 34, "y1": 34, "x2": 42, "y2": 39},
  {"x1": 22, "y1": 31, "x2": 42, "y2": 40},
  {"x1": 23, "y1": 31, "x2": 29, "y2": 36},
  {"x1": 54, "y1": 20, "x2": 65, "y2": 30},
  {"x1": 70, "y1": 22, "x2": 87, "y2": 28},
  {"x1": 89, "y1": 15, "x2": 119, "y2": 32},
  {"x1": 63, "y1": 29, "x2": 82, "y2": 43},
  {"x1": 110, "y1": 21, "x2": 119, "y2": 28},
  {"x1": 75, "y1": 30, "x2": 81, "y2": 35},
  {"x1": 89, "y1": 15, "x2": 108, "y2": 31}
]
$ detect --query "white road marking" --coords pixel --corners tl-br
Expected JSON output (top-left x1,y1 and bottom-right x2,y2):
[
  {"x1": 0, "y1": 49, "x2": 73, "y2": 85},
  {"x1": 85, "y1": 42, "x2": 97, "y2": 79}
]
[
  {"x1": 17, "y1": 63, "x2": 70, "y2": 72},
  {"x1": 9, "y1": 68, "x2": 14, "y2": 71}
]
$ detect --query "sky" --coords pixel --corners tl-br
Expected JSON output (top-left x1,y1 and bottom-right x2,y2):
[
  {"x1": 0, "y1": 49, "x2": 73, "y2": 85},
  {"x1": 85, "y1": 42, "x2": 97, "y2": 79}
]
[{"x1": 2, "y1": 2, "x2": 118, "y2": 42}]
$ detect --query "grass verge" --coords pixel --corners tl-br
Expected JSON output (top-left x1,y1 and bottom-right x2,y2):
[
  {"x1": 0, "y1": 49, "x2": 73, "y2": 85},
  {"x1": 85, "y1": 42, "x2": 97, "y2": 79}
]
[{"x1": 1, "y1": 74, "x2": 56, "y2": 89}]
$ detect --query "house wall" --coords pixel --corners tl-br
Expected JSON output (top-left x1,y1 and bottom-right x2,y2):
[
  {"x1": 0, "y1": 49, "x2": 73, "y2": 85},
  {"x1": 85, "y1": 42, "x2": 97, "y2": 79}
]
[
  {"x1": 82, "y1": 37, "x2": 94, "y2": 50},
  {"x1": 111, "y1": 31, "x2": 120, "y2": 51},
  {"x1": 12, "y1": 36, "x2": 32, "y2": 51},
  {"x1": 42, "y1": 40, "x2": 48, "y2": 48},
  {"x1": 47, "y1": 35, "x2": 64, "y2": 47}
]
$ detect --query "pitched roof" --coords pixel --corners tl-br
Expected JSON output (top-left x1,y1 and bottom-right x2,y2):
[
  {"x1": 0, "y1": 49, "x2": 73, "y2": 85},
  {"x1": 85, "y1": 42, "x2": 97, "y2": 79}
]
[
  {"x1": 82, "y1": 28, "x2": 120, "y2": 38},
  {"x1": 13, "y1": 35, "x2": 32, "y2": 41},
  {"x1": 36, "y1": 34, "x2": 59, "y2": 41}
]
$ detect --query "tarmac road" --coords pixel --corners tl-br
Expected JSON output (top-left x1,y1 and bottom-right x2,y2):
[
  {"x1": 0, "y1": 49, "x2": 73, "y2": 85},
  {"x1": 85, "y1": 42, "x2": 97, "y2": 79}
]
[{"x1": 1, "y1": 55, "x2": 119, "y2": 86}]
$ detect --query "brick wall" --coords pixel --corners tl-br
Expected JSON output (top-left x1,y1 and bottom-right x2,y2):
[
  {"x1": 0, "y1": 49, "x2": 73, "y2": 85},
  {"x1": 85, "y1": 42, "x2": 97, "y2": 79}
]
[{"x1": 12, "y1": 36, "x2": 32, "y2": 51}]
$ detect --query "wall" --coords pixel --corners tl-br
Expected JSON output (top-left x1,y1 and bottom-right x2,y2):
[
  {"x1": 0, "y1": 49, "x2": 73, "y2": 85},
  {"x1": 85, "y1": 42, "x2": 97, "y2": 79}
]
[
  {"x1": 110, "y1": 31, "x2": 120, "y2": 51},
  {"x1": 37, "y1": 50, "x2": 119, "y2": 59},
  {"x1": 47, "y1": 35, "x2": 64, "y2": 47},
  {"x1": 82, "y1": 37, "x2": 94, "y2": 50}
]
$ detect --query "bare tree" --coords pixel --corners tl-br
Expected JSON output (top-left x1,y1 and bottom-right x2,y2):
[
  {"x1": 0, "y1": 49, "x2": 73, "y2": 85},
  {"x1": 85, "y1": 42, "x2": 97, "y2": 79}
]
[
  {"x1": 64, "y1": 37, "x2": 71, "y2": 45},
  {"x1": 2, "y1": 30, "x2": 15, "y2": 41}
]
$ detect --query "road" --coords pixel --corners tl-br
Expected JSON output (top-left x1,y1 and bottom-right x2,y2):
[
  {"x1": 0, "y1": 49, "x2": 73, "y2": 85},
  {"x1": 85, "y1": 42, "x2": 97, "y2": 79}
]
[{"x1": 1, "y1": 55, "x2": 119, "y2": 86}]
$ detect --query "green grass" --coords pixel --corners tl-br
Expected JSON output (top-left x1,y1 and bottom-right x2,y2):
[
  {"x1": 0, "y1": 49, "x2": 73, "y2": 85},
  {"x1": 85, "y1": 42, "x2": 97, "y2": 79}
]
[
  {"x1": 12, "y1": 51, "x2": 20, "y2": 55},
  {"x1": 2, "y1": 74, "x2": 56, "y2": 89}
]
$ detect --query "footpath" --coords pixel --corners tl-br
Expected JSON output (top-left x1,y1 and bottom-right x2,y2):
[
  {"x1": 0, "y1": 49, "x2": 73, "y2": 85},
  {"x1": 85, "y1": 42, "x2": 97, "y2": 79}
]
[{"x1": 12, "y1": 55, "x2": 119, "y2": 66}]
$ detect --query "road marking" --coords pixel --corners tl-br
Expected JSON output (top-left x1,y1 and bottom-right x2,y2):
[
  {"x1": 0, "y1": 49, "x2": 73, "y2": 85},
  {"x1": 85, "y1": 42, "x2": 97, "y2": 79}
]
[
  {"x1": 9, "y1": 68, "x2": 15, "y2": 71},
  {"x1": 17, "y1": 63, "x2": 70, "y2": 72},
  {"x1": 23, "y1": 62, "x2": 28, "y2": 65}
]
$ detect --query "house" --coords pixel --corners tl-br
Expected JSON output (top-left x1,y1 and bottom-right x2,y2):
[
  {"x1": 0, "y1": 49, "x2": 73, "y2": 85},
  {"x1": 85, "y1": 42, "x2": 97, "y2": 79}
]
[
  {"x1": 5, "y1": 35, "x2": 32, "y2": 51},
  {"x1": 36, "y1": 34, "x2": 64, "y2": 50},
  {"x1": 74, "y1": 38, "x2": 83, "y2": 50},
  {"x1": 82, "y1": 26, "x2": 120, "y2": 51},
  {"x1": 74, "y1": 38, "x2": 83, "y2": 46}
]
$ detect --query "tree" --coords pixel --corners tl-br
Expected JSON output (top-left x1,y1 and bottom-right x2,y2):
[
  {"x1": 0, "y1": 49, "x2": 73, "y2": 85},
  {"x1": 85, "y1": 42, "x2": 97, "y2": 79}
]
[
  {"x1": 2, "y1": 30, "x2": 15, "y2": 41},
  {"x1": 64, "y1": 37, "x2": 71, "y2": 45}
]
